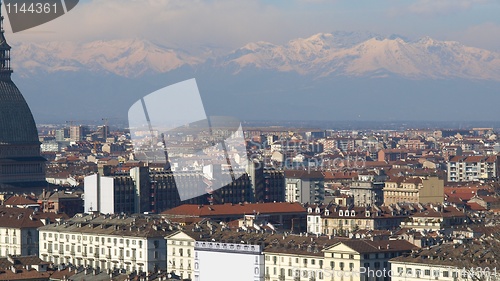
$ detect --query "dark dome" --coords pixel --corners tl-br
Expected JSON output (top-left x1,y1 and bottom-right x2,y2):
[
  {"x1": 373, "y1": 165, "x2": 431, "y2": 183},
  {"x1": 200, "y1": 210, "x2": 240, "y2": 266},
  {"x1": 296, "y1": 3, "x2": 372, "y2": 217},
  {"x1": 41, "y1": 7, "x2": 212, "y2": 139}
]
[{"x1": 0, "y1": 79, "x2": 39, "y2": 144}]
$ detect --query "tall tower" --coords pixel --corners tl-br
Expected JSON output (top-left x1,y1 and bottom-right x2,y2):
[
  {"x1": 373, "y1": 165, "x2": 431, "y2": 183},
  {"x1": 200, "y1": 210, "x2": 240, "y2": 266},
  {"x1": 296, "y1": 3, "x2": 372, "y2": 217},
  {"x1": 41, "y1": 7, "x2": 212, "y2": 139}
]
[{"x1": 0, "y1": 2, "x2": 47, "y2": 191}]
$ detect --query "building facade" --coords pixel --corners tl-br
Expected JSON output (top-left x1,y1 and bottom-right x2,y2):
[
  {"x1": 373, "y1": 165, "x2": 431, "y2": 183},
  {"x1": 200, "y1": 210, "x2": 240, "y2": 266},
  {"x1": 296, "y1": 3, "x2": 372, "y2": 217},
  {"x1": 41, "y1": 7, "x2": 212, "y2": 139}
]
[
  {"x1": 383, "y1": 176, "x2": 444, "y2": 205},
  {"x1": 38, "y1": 214, "x2": 169, "y2": 273},
  {"x1": 285, "y1": 170, "x2": 325, "y2": 204},
  {"x1": 0, "y1": 207, "x2": 65, "y2": 257},
  {"x1": 447, "y1": 155, "x2": 499, "y2": 182}
]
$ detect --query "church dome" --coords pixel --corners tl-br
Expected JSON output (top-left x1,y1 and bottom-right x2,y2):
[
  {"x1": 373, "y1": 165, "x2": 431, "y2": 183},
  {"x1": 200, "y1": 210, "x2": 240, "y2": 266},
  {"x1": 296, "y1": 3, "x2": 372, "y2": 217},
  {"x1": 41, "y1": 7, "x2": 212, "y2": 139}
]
[
  {"x1": 0, "y1": 79, "x2": 39, "y2": 144},
  {"x1": 0, "y1": 2, "x2": 39, "y2": 145}
]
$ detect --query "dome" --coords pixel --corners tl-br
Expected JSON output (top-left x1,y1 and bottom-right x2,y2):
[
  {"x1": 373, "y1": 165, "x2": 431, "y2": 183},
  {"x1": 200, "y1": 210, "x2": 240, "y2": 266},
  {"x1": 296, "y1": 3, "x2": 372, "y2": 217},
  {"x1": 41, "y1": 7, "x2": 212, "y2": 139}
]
[
  {"x1": 0, "y1": 79, "x2": 39, "y2": 144},
  {"x1": 0, "y1": 2, "x2": 46, "y2": 191}
]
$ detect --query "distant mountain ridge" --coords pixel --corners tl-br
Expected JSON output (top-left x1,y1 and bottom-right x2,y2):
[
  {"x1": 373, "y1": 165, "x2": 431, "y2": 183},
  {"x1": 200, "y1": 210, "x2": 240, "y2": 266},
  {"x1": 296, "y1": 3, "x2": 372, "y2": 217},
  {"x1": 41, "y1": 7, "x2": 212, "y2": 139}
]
[{"x1": 11, "y1": 31, "x2": 500, "y2": 80}]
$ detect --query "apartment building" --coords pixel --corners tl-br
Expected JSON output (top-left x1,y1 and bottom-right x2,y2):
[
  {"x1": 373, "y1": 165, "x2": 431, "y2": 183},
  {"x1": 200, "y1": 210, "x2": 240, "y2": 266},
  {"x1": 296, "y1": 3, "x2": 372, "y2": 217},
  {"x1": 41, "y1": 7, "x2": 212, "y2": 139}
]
[
  {"x1": 284, "y1": 170, "x2": 325, "y2": 204},
  {"x1": 400, "y1": 205, "x2": 468, "y2": 234},
  {"x1": 390, "y1": 241, "x2": 500, "y2": 281},
  {"x1": 350, "y1": 172, "x2": 386, "y2": 207},
  {"x1": 38, "y1": 214, "x2": 170, "y2": 273},
  {"x1": 165, "y1": 231, "x2": 196, "y2": 280},
  {"x1": 447, "y1": 155, "x2": 499, "y2": 182},
  {"x1": 324, "y1": 240, "x2": 415, "y2": 281},
  {"x1": 319, "y1": 206, "x2": 410, "y2": 236},
  {"x1": 383, "y1": 176, "x2": 444, "y2": 205},
  {"x1": 0, "y1": 207, "x2": 66, "y2": 257}
]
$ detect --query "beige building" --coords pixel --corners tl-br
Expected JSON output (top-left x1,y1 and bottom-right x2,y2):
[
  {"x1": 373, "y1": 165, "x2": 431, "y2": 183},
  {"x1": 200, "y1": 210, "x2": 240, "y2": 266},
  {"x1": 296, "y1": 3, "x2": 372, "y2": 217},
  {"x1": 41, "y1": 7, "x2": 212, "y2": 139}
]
[
  {"x1": 323, "y1": 240, "x2": 415, "y2": 281},
  {"x1": 383, "y1": 176, "x2": 444, "y2": 205},
  {"x1": 317, "y1": 205, "x2": 411, "y2": 236},
  {"x1": 165, "y1": 231, "x2": 196, "y2": 280}
]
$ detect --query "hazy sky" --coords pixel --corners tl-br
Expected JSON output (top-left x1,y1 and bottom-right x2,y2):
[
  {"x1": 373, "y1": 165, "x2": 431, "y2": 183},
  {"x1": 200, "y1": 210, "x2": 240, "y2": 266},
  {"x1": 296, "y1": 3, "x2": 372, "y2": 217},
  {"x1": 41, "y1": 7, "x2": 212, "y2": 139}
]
[{"x1": 4, "y1": 0, "x2": 500, "y2": 51}]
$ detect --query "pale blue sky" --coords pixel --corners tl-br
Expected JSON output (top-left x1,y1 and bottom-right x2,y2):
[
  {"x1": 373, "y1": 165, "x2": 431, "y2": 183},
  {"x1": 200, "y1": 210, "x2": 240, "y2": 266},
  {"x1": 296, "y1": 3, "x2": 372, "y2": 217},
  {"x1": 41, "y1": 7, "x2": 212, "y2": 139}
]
[{"x1": 5, "y1": 0, "x2": 500, "y2": 51}]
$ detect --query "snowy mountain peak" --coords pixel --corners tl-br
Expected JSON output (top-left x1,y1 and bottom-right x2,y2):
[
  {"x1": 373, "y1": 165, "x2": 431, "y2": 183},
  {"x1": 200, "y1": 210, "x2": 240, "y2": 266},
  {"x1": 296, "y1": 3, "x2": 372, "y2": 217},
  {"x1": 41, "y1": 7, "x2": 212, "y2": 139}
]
[{"x1": 10, "y1": 32, "x2": 500, "y2": 81}]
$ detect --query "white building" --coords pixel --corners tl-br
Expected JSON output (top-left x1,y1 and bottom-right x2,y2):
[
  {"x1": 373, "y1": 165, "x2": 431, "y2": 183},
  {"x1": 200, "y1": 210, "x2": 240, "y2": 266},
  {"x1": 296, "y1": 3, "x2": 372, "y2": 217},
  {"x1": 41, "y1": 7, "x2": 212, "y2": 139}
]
[
  {"x1": 195, "y1": 240, "x2": 264, "y2": 281},
  {"x1": 165, "y1": 231, "x2": 196, "y2": 280},
  {"x1": 390, "y1": 242, "x2": 500, "y2": 281},
  {"x1": 306, "y1": 205, "x2": 325, "y2": 235},
  {"x1": 447, "y1": 155, "x2": 498, "y2": 182},
  {"x1": 38, "y1": 214, "x2": 169, "y2": 273},
  {"x1": 84, "y1": 167, "x2": 149, "y2": 214},
  {"x1": 0, "y1": 207, "x2": 63, "y2": 257}
]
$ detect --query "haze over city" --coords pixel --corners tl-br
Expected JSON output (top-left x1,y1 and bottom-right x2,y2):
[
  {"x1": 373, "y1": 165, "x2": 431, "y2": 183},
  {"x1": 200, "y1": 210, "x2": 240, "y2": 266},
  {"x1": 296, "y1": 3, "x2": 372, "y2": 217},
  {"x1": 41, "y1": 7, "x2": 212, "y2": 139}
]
[{"x1": 2, "y1": 0, "x2": 500, "y2": 123}]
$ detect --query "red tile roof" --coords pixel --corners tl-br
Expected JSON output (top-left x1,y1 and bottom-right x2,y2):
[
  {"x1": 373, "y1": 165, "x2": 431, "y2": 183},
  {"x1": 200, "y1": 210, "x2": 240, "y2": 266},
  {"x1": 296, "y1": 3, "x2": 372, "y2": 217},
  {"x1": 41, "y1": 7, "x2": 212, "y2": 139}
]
[
  {"x1": 3, "y1": 196, "x2": 39, "y2": 206},
  {"x1": 162, "y1": 202, "x2": 306, "y2": 217},
  {"x1": 0, "y1": 207, "x2": 68, "y2": 228}
]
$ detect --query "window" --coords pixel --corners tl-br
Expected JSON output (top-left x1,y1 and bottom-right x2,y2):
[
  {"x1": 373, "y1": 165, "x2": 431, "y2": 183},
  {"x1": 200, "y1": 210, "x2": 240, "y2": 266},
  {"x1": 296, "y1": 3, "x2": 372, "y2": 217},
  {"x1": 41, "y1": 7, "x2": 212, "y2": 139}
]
[
  {"x1": 406, "y1": 268, "x2": 412, "y2": 275},
  {"x1": 330, "y1": 261, "x2": 334, "y2": 269},
  {"x1": 443, "y1": 271, "x2": 449, "y2": 277},
  {"x1": 349, "y1": 254, "x2": 354, "y2": 259},
  {"x1": 424, "y1": 269, "x2": 431, "y2": 276}
]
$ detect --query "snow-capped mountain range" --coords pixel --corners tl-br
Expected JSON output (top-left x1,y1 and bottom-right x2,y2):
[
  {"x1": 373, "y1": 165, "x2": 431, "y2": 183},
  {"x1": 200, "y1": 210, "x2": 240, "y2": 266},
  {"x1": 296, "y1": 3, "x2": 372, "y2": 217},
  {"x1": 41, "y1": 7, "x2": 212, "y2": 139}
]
[{"x1": 11, "y1": 31, "x2": 500, "y2": 80}]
